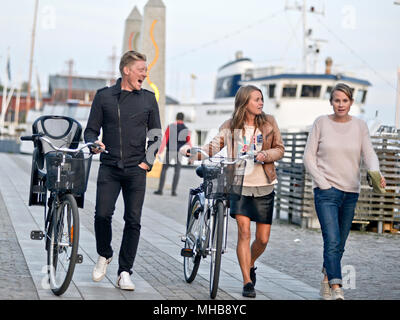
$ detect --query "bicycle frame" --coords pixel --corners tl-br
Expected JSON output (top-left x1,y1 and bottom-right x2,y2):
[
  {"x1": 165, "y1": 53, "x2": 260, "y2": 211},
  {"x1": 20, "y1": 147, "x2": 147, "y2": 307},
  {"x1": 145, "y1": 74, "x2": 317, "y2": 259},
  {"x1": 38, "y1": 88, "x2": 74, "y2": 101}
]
[{"x1": 185, "y1": 185, "x2": 229, "y2": 260}]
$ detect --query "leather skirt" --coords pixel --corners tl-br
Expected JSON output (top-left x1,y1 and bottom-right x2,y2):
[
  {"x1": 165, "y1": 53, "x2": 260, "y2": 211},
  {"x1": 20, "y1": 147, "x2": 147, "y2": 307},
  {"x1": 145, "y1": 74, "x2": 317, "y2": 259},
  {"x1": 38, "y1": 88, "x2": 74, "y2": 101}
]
[{"x1": 230, "y1": 191, "x2": 275, "y2": 224}]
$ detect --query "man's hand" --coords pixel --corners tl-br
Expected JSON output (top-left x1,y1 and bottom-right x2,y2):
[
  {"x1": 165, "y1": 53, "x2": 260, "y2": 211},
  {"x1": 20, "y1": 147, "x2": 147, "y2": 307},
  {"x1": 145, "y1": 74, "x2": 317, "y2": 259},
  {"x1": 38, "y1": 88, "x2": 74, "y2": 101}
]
[
  {"x1": 92, "y1": 140, "x2": 106, "y2": 154},
  {"x1": 139, "y1": 162, "x2": 150, "y2": 171}
]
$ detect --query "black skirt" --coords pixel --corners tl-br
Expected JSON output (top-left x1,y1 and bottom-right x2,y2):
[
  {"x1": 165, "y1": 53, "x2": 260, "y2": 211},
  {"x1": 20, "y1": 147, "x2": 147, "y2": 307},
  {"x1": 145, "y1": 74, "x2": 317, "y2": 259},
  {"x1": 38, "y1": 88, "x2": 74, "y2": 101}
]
[{"x1": 230, "y1": 191, "x2": 275, "y2": 224}]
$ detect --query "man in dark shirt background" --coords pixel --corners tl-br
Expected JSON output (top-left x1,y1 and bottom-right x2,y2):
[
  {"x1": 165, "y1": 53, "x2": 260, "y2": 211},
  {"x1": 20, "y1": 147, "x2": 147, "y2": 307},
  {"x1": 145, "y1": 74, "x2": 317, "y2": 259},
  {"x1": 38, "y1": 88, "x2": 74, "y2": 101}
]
[
  {"x1": 84, "y1": 50, "x2": 161, "y2": 290},
  {"x1": 154, "y1": 112, "x2": 191, "y2": 196}
]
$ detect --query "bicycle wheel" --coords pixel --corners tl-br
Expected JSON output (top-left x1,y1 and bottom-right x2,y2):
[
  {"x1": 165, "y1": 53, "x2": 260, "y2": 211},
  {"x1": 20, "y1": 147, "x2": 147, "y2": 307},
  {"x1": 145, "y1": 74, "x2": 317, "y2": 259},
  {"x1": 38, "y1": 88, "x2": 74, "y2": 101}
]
[
  {"x1": 183, "y1": 195, "x2": 202, "y2": 283},
  {"x1": 209, "y1": 200, "x2": 224, "y2": 299},
  {"x1": 47, "y1": 193, "x2": 79, "y2": 295}
]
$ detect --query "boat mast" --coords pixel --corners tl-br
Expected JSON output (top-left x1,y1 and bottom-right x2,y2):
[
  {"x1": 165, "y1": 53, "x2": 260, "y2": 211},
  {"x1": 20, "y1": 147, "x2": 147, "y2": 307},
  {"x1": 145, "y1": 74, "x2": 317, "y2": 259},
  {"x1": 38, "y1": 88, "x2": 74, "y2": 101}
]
[
  {"x1": 302, "y1": 0, "x2": 307, "y2": 73},
  {"x1": 285, "y1": 0, "x2": 325, "y2": 73},
  {"x1": 396, "y1": 67, "x2": 400, "y2": 130},
  {"x1": 26, "y1": 0, "x2": 39, "y2": 111}
]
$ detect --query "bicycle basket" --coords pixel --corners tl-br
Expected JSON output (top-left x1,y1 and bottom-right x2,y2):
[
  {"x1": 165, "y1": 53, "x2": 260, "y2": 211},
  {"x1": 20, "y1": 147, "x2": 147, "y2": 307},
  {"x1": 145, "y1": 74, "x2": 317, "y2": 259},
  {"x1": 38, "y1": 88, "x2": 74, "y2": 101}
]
[
  {"x1": 201, "y1": 158, "x2": 246, "y2": 200},
  {"x1": 45, "y1": 151, "x2": 92, "y2": 194}
]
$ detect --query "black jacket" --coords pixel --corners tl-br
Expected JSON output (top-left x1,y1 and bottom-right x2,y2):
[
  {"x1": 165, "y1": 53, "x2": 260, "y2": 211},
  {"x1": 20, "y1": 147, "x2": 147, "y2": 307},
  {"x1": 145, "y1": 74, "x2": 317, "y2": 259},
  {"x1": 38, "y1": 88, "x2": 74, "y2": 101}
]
[{"x1": 84, "y1": 78, "x2": 162, "y2": 170}]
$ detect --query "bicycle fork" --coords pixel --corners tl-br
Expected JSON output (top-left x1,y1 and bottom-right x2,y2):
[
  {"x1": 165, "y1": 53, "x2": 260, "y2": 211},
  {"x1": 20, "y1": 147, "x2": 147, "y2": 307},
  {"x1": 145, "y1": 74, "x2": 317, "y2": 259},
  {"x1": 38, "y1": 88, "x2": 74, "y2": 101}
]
[{"x1": 208, "y1": 201, "x2": 229, "y2": 255}]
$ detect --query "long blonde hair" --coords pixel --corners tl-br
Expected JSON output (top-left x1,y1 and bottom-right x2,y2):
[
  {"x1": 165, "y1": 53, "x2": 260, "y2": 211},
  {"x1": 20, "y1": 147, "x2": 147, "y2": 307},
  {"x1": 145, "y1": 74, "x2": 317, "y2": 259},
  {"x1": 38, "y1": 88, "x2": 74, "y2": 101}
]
[{"x1": 230, "y1": 85, "x2": 267, "y2": 134}]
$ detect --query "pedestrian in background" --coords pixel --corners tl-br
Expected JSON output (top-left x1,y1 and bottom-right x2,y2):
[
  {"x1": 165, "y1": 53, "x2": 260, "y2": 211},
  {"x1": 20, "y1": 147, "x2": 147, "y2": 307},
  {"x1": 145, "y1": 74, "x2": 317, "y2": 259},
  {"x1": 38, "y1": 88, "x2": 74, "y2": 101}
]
[
  {"x1": 183, "y1": 85, "x2": 284, "y2": 297},
  {"x1": 84, "y1": 50, "x2": 162, "y2": 291},
  {"x1": 303, "y1": 82, "x2": 386, "y2": 300},
  {"x1": 154, "y1": 112, "x2": 191, "y2": 196}
]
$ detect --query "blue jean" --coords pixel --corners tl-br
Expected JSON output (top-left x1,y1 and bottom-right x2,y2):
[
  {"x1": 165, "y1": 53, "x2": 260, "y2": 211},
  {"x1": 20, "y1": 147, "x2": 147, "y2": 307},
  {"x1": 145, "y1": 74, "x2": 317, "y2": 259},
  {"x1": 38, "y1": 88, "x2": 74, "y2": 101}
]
[{"x1": 313, "y1": 187, "x2": 359, "y2": 286}]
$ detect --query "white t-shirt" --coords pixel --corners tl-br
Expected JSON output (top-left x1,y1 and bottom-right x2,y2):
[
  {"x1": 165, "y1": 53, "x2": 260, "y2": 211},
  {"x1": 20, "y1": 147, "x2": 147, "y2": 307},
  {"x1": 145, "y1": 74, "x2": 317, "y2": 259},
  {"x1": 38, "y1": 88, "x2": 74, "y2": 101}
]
[{"x1": 238, "y1": 125, "x2": 277, "y2": 191}]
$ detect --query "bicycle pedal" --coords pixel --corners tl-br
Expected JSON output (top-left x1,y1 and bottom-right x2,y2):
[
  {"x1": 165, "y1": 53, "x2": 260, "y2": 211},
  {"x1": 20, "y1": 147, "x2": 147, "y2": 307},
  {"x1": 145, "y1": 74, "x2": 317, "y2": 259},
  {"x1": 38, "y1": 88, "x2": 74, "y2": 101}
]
[
  {"x1": 30, "y1": 230, "x2": 44, "y2": 240},
  {"x1": 76, "y1": 254, "x2": 83, "y2": 264},
  {"x1": 181, "y1": 248, "x2": 194, "y2": 258},
  {"x1": 180, "y1": 235, "x2": 187, "y2": 242}
]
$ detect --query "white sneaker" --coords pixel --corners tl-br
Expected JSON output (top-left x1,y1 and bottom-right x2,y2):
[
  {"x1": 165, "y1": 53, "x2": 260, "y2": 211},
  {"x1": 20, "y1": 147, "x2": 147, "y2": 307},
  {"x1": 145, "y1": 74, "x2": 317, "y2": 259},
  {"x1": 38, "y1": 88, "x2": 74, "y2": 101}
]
[
  {"x1": 320, "y1": 280, "x2": 332, "y2": 300},
  {"x1": 332, "y1": 287, "x2": 345, "y2": 300},
  {"x1": 92, "y1": 256, "x2": 112, "y2": 282},
  {"x1": 117, "y1": 271, "x2": 135, "y2": 291}
]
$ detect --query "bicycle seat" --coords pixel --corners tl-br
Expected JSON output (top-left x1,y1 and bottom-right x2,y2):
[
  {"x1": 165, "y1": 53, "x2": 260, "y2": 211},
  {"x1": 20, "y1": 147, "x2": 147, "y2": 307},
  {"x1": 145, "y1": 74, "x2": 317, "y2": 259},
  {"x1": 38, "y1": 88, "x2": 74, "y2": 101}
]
[{"x1": 195, "y1": 166, "x2": 204, "y2": 178}]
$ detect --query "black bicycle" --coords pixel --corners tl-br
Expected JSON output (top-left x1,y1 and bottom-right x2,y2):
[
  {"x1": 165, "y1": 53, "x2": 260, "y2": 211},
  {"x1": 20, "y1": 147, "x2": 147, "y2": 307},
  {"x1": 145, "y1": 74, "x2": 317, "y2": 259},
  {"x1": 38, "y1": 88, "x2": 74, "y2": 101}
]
[
  {"x1": 181, "y1": 147, "x2": 247, "y2": 299},
  {"x1": 21, "y1": 115, "x2": 105, "y2": 296}
]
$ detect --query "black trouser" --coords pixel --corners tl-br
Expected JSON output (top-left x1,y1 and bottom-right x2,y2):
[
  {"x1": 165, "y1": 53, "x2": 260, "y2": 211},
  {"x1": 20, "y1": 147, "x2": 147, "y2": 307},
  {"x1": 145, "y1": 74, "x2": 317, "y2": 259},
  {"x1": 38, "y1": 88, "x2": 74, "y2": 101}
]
[
  {"x1": 94, "y1": 164, "x2": 146, "y2": 275},
  {"x1": 157, "y1": 151, "x2": 181, "y2": 194}
]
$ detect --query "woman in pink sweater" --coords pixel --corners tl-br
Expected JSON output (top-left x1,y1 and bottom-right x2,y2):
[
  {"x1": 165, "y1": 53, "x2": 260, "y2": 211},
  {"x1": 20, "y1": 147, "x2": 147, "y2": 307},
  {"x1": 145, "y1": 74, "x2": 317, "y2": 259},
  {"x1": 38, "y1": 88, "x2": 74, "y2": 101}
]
[{"x1": 303, "y1": 83, "x2": 386, "y2": 300}]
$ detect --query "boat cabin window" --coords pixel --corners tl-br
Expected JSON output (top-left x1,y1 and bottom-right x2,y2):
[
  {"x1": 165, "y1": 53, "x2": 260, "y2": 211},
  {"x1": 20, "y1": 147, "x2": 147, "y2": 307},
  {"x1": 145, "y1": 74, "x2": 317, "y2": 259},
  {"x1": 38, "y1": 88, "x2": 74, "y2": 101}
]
[
  {"x1": 261, "y1": 84, "x2": 276, "y2": 99},
  {"x1": 324, "y1": 86, "x2": 356, "y2": 99},
  {"x1": 355, "y1": 89, "x2": 367, "y2": 104},
  {"x1": 324, "y1": 86, "x2": 333, "y2": 99},
  {"x1": 301, "y1": 85, "x2": 321, "y2": 98},
  {"x1": 282, "y1": 84, "x2": 297, "y2": 97},
  {"x1": 268, "y1": 84, "x2": 276, "y2": 98},
  {"x1": 195, "y1": 130, "x2": 208, "y2": 146},
  {"x1": 214, "y1": 75, "x2": 241, "y2": 99}
]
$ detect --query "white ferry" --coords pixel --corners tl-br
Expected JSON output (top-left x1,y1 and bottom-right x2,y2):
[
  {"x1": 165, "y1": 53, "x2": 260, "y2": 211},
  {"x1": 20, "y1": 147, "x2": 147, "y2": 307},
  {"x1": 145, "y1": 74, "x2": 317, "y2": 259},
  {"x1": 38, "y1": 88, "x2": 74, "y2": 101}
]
[{"x1": 166, "y1": 50, "x2": 373, "y2": 147}]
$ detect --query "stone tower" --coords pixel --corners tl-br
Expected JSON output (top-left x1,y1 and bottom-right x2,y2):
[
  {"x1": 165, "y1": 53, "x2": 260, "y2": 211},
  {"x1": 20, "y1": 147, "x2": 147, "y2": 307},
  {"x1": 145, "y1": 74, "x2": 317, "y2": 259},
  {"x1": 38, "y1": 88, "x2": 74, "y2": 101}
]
[
  {"x1": 140, "y1": 0, "x2": 166, "y2": 129},
  {"x1": 121, "y1": 0, "x2": 166, "y2": 128},
  {"x1": 122, "y1": 6, "x2": 143, "y2": 54}
]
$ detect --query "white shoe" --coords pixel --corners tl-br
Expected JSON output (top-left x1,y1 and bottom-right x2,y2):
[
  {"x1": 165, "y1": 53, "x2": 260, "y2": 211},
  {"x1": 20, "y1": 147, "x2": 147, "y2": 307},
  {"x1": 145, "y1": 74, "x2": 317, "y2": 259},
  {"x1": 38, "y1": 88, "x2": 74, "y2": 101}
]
[
  {"x1": 92, "y1": 256, "x2": 112, "y2": 282},
  {"x1": 332, "y1": 287, "x2": 345, "y2": 300},
  {"x1": 117, "y1": 271, "x2": 135, "y2": 291},
  {"x1": 320, "y1": 280, "x2": 332, "y2": 300}
]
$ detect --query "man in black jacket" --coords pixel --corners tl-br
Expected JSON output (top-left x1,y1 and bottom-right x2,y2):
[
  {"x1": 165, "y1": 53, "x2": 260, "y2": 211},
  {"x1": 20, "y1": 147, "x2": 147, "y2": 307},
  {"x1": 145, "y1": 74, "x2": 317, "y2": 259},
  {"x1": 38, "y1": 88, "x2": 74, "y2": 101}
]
[{"x1": 84, "y1": 50, "x2": 162, "y2": 290}]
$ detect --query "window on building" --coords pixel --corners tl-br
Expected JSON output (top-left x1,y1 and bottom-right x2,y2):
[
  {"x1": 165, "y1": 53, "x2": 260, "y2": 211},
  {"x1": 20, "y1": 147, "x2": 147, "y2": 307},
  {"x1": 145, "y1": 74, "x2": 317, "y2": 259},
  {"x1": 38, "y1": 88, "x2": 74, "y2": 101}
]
[
  {"x1": 282, "y1": 84, "x2": 297, "y2": 97},
  {"x1": 301, "y1": 85, "x2": 321, "y2": 98}
]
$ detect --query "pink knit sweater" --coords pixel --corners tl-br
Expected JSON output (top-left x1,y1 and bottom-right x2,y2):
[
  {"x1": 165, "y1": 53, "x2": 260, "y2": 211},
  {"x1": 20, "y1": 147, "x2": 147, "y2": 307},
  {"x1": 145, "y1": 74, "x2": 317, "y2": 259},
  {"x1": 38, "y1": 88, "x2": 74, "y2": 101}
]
[{"x1": 303, "y1": 115, "x2": 380, "y2": 193}]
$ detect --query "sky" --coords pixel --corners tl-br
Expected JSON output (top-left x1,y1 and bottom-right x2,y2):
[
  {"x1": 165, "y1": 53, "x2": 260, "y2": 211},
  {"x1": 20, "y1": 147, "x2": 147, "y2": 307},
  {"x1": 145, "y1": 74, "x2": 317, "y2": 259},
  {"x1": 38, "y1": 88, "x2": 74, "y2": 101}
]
[{"x1": 1, "y1": 0, "x2": 399, "y2": 125}]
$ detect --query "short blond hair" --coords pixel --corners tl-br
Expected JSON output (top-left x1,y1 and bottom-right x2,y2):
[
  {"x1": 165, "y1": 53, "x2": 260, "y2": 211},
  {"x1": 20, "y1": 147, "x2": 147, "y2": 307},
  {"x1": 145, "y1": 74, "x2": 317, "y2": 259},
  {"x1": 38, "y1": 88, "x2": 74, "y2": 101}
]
[
  {"x1": 330, "y1": 83, "x2": 353, "y2": 102},
  {"x1": 119, "y1": 50, "x2": 147, "y2": 76}
]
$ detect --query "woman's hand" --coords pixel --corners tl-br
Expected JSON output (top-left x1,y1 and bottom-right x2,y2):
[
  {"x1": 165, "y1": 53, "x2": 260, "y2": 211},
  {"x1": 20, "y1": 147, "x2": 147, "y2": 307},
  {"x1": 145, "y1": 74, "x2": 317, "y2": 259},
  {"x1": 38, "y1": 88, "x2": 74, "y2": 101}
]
[
  {"x1": 380, "y1": 175, "x2": 386, "y2": 188},
  {"x1": 255, "y1": 152, "x2": 266, "y2": 163}
]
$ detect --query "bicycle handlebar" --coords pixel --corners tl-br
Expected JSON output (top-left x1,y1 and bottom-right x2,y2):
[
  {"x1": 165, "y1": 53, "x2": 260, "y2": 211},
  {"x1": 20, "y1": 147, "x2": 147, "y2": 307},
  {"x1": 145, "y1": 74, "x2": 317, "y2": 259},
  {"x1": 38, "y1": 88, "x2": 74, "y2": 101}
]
[
  {"x1": 188, "y1": 147, "x2": 263, "y2": 164},
  {"x1": 20, "y1": 133, "x2": 109, "y2": 154}
]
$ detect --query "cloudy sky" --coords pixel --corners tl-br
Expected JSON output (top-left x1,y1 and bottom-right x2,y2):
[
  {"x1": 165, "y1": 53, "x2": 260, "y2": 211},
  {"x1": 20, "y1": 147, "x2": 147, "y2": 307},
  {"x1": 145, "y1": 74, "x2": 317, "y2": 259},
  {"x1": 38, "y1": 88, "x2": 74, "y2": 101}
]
[{"x1": 1, "y1": 0, "x2": 399, "y2": 125}]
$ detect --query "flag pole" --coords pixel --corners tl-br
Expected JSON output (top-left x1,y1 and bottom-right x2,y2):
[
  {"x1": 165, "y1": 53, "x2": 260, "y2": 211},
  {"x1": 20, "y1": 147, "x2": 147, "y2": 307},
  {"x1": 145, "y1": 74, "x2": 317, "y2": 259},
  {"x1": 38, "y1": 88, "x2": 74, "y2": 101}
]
[{"x1": 0, "y1": 49, "x2": 10, "y2": 134}]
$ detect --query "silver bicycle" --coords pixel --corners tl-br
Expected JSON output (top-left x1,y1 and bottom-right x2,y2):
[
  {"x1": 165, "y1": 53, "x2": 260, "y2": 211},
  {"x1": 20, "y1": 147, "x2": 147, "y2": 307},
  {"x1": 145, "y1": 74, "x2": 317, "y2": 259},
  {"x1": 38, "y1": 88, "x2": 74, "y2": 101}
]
[{"x1": 181, "y1": 147, "x2": 248, "y2": 299}]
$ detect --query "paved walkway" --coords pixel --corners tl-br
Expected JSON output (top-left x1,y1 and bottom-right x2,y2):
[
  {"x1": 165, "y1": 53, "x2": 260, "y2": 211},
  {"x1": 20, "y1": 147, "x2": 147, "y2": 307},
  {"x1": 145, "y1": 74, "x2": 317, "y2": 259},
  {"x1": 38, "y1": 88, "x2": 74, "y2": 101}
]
[{"x1": 0, "y1": 153, "x2": 399, "y2": 300}]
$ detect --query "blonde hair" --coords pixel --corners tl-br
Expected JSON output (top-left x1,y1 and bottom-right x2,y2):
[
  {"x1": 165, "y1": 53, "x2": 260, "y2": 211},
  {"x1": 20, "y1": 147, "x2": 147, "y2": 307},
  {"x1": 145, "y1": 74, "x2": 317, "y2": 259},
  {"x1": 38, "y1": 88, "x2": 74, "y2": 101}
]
[
  {"x1": 230, "y1": 85, "x2": 267, "y2": 133},
  {"x1": 330, "y1": 83, "x2": 354, "y2": 102},
  {"x1": 119, "y1": 50, "x2": 147, "y2": 76}
]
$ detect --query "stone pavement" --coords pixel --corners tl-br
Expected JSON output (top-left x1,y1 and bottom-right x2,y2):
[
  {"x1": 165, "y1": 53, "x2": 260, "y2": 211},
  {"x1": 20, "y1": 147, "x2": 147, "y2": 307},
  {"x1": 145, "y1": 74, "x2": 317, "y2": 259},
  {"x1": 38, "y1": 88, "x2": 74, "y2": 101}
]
[{"x1": 0, "y1": 153, "x2": 399, "y2": 300}]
